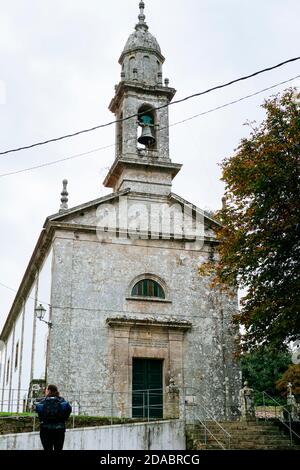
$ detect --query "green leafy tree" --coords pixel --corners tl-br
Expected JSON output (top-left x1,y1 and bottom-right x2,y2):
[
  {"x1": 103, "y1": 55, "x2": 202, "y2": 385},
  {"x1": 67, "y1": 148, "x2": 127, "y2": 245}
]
[
  {"x1": 204, "y1": 89, "x2": 300, "y2": 351},
  {"x1": 240, "y1": 348, "x2": 291, "y2": 402}
]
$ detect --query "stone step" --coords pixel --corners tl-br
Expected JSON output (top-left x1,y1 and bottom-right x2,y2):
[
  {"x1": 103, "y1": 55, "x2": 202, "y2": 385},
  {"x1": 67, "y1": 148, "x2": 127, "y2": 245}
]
[
  {"x1": 203, "y1": 422, "x2": 274, "y2": 425},
  {"x1": 207, "y1": 445, "x2": 300, "y2": 450},
  {"x1": 190, "y1": 438, "x2": 300, "y2": 450},
  {"x1": 199, "y1": 435, "x2": 294, "y2": 444},
  {"x1": 196, "y1": 428, "x2": 286, "y2": 437},
  {"x1": 193, "y1": 432, "x2": 296, "y2": 442},
  {"x1": 196, "y1": 427, "x2": 288, "y2": 436},
  {"x1": 201, "y1": 422, "x2": 277, "y2": 430},
  {"x1": 187, "y1": 420, "x2": 300, "y2": 451},
  {"x1": 201, "y1": 437, "x2": 300, "y2": 448},
  {"x1": 195, "y1": 428, "x2": 282, "y2": 436},
  {"x1": 198, "y1": 436, "x2": 292, "y2": 444},
  {"x1": 193, "y1": 429, "x2": 285, "y2": 439},
  {"x1": 223, "y1": 436, "x2": 290, "y2": 443}
]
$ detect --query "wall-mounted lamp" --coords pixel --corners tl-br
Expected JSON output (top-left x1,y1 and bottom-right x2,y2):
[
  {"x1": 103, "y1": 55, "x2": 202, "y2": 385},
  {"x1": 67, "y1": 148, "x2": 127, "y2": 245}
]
[{"x1": 35, "y1": 304, "x2": 52, "y2": 328}]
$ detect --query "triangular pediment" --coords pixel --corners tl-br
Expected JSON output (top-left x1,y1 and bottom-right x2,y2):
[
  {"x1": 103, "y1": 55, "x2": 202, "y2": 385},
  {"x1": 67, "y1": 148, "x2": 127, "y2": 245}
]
[{"x1": 45, "y1": 189, "x2": 220, "y2": 242}]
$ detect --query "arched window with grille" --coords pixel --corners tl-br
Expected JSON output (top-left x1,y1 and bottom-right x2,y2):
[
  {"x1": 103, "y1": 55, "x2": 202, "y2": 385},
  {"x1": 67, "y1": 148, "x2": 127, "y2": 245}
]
[{"x1": 131, "y1": 279, "x2": 165, "y2": 299}]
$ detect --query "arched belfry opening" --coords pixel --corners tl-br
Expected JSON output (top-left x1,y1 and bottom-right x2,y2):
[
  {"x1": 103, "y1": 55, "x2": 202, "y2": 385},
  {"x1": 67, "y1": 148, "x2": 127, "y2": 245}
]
[{"x1": 137, "y1": 104, "x2": 156, "y2": 149}]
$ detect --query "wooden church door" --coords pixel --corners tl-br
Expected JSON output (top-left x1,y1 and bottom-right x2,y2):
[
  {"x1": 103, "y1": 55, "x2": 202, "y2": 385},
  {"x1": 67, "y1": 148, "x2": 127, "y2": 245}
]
[{"x1": 132, "y1": 358, "x2": 163, "y2": 418}]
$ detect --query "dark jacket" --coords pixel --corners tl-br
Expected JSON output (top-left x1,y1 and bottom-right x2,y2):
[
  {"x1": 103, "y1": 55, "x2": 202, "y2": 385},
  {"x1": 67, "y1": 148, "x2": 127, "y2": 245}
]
[{"x1": 35, "y1": 396, "x2": 72, "y2": 429}]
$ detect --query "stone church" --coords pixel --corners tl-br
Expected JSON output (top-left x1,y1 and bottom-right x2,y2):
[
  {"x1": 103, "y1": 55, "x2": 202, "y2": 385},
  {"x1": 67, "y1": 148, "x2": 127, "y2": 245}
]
[{"x1": 0, "y1": 2, "x2": 240, "y2": 419}]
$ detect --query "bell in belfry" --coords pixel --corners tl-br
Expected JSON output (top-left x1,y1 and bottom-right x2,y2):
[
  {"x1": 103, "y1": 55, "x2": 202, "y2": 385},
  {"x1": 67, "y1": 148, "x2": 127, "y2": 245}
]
[{"x1": 138, "y1": 114, "x2": 156, "y2": 147}]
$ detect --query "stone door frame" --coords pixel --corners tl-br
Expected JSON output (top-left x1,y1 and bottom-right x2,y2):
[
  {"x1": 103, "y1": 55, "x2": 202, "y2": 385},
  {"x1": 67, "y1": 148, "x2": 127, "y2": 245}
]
[{"x1": 106, "y1": 317, "x2": 191, "y2": 418}]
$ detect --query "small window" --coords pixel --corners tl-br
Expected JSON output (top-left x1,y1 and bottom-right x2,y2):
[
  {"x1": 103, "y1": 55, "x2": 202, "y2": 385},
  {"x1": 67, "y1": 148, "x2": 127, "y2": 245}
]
[
  {"x1": 14, "y1": 341, "x2": 19, "y2": 370},
  {"x1": 6, "y1": 358, "x2": 10, "y2": 384},
  {"x1": 132, "y1": 279, "x2": 165, "y2": 299}
]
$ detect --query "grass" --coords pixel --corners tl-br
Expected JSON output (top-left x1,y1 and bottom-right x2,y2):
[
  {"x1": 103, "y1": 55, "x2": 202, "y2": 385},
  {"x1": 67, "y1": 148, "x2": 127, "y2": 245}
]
[{"x1": 0, "y1": 414, "x2": 160, "y2": 435}]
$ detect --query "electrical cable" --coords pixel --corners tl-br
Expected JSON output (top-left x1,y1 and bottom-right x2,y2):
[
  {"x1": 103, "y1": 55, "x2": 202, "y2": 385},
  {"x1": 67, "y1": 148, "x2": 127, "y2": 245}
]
[
  {"x1": 0, "y1": 73, "x2": 299, "y2": 178},
  {"x1": 0, "y1": 280, "x2": 237, "y2": 320},
  {"x1": 0, "y1": 56, "x2": 299, "y2": 156}
]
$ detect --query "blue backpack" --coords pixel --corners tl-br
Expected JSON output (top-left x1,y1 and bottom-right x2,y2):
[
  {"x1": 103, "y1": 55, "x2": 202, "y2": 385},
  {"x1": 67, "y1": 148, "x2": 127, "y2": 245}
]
[{"x1": 41, "y1": 397, "x2": 66, "y2": 423}]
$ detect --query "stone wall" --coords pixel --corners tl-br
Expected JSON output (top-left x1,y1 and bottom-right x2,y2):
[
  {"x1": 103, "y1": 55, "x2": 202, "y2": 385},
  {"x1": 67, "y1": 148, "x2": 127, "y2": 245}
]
[{"x1": 0, "y1": 420, "x2": 185, "y2": 450}]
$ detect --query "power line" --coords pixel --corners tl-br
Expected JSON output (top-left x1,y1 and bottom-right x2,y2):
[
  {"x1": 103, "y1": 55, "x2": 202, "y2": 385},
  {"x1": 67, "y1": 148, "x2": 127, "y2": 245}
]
[
  {"x1": 0, "y1": 73, "x2": 299, "y2": 178},
  {"x1": 0, "y1": 146, "x2": 113, "y2": 177},
  {"x1": 0, "y1": 56, "x2": 299, "y2": 156},
  {"x1": 0, "y1": 282, "x2": 19, "y2": 295},
  {"x1": 170, "y1": 74, "x2": 300, "y2": 127},
  {"x1": 0, "y1": 281, "x2": 50, "y2": 306},
  {"x1": 0, "y1": 281, "x2": 237, "y2": 320}
]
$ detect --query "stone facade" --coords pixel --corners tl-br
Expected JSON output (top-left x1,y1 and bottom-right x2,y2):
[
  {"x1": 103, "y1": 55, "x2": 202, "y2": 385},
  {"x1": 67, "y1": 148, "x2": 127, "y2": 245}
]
[{"x1": 44, "y1": 188, "x2": 240, "y2": 419}]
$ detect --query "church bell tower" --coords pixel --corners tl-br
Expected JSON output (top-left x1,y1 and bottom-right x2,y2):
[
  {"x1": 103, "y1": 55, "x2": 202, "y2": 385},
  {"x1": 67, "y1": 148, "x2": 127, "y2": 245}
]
[{"x1": 103, "y1": 1, "x2": 182, "y2": 196}]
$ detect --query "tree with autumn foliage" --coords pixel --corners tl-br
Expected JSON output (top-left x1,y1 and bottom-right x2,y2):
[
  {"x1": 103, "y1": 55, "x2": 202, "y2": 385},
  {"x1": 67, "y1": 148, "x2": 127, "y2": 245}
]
[
  {"x1": 276, "y1": 364, "x2": 300, "y2": 398},
  {"x1": 207, "y1": 89, "x2": 300, "y2": 351}
]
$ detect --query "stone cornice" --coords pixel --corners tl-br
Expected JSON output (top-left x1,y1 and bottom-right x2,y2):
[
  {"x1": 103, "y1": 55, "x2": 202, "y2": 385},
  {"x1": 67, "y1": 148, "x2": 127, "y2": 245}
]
[
  {"x1": 103, "y1": 157, "x2": 182, "y2": 188},
  {"x1": 109, "y1": 81, "x2": 176, "y2": 114},
  {"x1": 106, "y1": 316, "x2": 192, "y2": 330},
  {"x1": 119, "y1": 46, "x2": 165, "y2": 65}
]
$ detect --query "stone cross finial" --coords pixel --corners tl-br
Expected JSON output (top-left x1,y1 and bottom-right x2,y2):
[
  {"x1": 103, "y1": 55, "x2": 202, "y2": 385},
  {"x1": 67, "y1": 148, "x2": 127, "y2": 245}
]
[
  {"x1": 59, "y1": 179, "x2": 69, "y2": 212},
  {"x1": 136, "y1": 1, "x2": 148, "y2": 30},
  {"x1": 138, "y1": 1, "x2": 145, "y2": 23}
]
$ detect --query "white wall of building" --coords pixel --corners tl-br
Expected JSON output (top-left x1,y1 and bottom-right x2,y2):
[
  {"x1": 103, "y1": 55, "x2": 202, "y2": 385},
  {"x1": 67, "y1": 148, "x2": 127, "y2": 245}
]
[
  {"x1": 1, "y1": 287, "x2": 35, "y2": 412},
  {"x1": 20, "y1": 289, "x2": 36, "y2": 400},
  {"x1": 8, "y1": 309, "x2": 23, "y2": 411},
  {"x1": 32, "y1": 250, "x2": 52, "y2": 380},
  {"x1": 1, "y1": 323, "x2": 14, "y2": 411},
  {"x1": 1, "y1": 248, "x2": 53, "y2": 412}
]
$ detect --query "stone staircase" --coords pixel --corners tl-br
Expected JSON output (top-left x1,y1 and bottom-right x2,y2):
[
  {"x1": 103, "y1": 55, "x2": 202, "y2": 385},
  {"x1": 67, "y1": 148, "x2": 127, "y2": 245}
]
[{"x1": 186, "y1": 420, "x2": 300, "y2": 450}]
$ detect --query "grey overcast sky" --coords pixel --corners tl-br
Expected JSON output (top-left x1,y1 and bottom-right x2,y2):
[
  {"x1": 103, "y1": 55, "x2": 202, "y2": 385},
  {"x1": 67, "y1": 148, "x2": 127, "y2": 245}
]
[{"x1": 0, "y1": 0, "x2": 299, "y2": 330}]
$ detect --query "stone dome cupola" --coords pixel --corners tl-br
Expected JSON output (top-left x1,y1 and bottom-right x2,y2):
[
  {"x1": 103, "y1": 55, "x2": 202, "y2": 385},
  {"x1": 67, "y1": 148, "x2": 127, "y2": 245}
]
[{"x1": 119, "y1": 1, "x2": 165, "y2": 86}]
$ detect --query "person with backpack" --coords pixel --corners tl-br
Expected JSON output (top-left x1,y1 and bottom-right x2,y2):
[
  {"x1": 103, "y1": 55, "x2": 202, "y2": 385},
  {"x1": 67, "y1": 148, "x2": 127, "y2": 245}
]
[{"x1": 35, "y1": 384, "x2": 72, "y2": 451}]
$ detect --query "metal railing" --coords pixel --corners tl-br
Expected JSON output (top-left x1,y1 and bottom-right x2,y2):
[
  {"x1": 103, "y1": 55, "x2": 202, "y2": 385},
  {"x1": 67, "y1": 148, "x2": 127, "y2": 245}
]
[
  {"x1": 194, "y1": 407, "x2": 231, "y2": 450},
  {"x1": 261, "y1": 391, "x2": 300, "y2": 446},
  {"x1": 183, "y1": 387, "x2": 232, "y2": 450},
  {"x1": 0, "y1": 386, "x2": 232, "y2": 449},
  {"x1": 1, "y1": 386, "x2": 299, "y2": 449},
  {"x1": 0, "y1": 388, "x2": 170, "y2": 433},
  {"x1": 0, "y1": 388, "x2": 29, "y2": 413}
]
